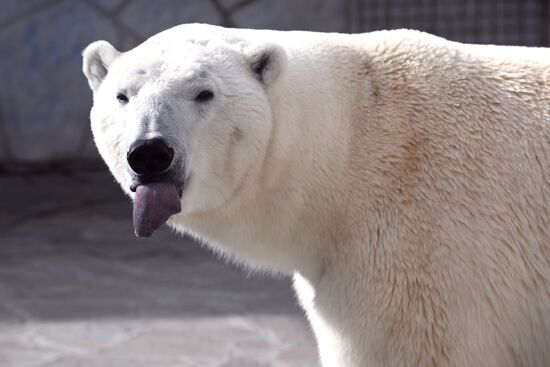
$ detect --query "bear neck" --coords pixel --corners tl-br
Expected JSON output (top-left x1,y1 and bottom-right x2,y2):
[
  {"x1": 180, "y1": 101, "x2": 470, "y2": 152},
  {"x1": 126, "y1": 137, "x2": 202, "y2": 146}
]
[{"x1": 179, "y1": 42, "x2": 374, "y2": 282}]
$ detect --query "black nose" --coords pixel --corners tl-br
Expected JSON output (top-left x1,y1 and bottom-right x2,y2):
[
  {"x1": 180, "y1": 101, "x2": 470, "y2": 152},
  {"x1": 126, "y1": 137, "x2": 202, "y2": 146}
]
[{"x1": 127, "y1": 138, "x2": 174, "y2": 176}]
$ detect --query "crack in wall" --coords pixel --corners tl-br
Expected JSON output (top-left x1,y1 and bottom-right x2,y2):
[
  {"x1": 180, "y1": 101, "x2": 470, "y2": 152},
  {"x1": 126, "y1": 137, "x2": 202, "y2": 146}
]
[{"x1": 80, "y1": 0, "x2": 145, "y2": 44}]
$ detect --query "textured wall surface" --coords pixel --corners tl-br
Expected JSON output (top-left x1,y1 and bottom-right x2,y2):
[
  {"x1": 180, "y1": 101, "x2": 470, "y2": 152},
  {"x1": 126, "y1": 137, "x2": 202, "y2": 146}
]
[
  {"x1": 0, "y1": 0, "x2": 351, "y2": 164},
  {"x1": 1, "y1": 0, "x2": 547, "y2": 165}
]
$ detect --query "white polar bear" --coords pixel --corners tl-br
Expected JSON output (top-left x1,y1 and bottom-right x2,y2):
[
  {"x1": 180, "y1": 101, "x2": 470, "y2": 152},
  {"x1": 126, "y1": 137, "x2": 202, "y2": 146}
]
[{"x1": 83, "y1": 24, "x2": 550, "y2": 366}]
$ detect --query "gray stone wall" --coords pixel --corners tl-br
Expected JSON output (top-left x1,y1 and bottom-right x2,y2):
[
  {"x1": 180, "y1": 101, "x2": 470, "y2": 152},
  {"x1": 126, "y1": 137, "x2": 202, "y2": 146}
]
[
  {"x1": 0, "y1": 0, "x2": 351, "y2": 165},
  {"x1": 1, "y1": 0, "x2": 546, "y2": 165}
]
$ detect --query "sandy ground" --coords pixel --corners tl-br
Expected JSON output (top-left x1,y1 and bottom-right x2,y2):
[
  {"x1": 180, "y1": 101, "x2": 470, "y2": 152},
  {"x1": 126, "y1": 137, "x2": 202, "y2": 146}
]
[{"x1": 0, "y1": 169, "x2": 318, "y2": 367}]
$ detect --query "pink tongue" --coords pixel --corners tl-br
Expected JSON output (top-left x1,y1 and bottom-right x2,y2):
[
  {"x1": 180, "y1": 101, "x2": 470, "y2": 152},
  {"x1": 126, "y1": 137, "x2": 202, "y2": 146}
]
[{"x1": 133, "y1": 182, "x2": 181, "y2": 237}]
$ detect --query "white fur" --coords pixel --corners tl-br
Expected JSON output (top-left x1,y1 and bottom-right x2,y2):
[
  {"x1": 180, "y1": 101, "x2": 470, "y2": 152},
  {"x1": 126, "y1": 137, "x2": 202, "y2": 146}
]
[{"x1": 84, "y1": 24, "x2": 550, "y2": 366}]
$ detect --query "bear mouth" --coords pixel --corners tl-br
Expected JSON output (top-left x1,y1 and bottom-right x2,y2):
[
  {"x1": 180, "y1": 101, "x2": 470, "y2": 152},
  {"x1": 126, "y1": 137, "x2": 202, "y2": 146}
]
[{"x1": 132, "y1": 182, "x2": 183, "y2": 238}]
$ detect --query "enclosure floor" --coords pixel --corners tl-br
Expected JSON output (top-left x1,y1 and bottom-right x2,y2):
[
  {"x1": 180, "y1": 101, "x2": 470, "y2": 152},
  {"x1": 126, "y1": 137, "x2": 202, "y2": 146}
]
[{"x1": 0, "y1": 170, "x2": 318, "y2": 367}]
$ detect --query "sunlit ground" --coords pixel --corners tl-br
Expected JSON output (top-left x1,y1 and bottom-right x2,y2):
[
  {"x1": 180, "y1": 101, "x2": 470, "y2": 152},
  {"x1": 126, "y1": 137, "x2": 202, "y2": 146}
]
[{"x1": 0, "y1": 170, "x2": 318, "y2": 367}]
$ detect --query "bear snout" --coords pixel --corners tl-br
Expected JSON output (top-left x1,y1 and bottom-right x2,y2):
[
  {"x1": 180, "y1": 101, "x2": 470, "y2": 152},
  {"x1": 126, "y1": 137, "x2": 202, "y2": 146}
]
[{"x1": 127, "y1": 138, "x2": 174, "y2": 176}]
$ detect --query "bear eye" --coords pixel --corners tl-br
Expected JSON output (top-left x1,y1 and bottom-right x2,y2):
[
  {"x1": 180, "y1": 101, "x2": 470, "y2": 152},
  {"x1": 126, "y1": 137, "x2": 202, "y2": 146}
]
[
  {"x1": 116, "y1": 93, "x2": 129, "y2": 104},
  {"x1": 195, "y1": 90, "x2": 214, "y2": 103}
]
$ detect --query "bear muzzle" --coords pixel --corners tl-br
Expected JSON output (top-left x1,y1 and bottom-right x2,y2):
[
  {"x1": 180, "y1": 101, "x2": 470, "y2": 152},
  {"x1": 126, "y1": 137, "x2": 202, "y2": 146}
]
[
  {"x1": 126, "y1": 138, "x2": 185, "y2": 237},
  {"x1": 127, "y1": 137, "x2": 174, "y2": 176}
]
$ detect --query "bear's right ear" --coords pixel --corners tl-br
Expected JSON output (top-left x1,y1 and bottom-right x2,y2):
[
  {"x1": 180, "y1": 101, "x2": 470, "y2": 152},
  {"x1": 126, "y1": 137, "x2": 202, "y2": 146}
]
[
  {"x1": 82, "y1": 41, "x2": 121, "y2": 91},
  {"x1": 245, "y1": 43, "x2": 287, "y2": 87}
]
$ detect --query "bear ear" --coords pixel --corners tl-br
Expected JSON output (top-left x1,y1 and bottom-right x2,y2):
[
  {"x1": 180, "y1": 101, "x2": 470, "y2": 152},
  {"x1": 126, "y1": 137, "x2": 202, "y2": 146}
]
[
  {"x1": 245, "y1": 43, "x2": 287, "y2": 86},
  {"x1": 82, "y1": 41, "x2": 121, "y2": 91}
]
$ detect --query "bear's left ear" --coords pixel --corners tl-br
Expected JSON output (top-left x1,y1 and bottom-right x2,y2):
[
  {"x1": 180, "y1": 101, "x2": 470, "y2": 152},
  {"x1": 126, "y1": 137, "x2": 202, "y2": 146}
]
[
  {"x1": 245, "y1": 43, "x2": 287, "y2": 86},
  {"x1": 82, "y1": 40, "x2": 121, "y2": 92}
]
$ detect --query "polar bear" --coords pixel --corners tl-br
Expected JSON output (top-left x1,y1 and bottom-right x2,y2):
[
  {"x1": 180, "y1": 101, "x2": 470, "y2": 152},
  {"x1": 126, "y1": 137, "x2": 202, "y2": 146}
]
[{"x1": 83, "y1": 24, "x2": 550, "y2": 366}]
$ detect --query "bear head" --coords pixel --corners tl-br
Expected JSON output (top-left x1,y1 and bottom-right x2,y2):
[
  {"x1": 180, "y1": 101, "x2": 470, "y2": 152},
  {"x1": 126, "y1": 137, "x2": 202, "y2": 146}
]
[{"x1": 82, "y1": 28, "x2": 287, "y2": 237}]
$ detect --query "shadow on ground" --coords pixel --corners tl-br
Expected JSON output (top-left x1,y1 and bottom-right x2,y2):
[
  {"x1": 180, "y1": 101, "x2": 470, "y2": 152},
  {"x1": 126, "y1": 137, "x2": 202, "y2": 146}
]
[{"x1": 0, "y1": 170, "x2": 318, "y2": 367}]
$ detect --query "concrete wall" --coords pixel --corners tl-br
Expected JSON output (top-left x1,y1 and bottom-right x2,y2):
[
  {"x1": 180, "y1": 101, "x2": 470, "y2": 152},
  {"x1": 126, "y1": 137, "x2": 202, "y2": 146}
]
[
  {"x1": 1, "y1": 0, "x2": 546, "y2": 165},
  {"x1": 0, "y1": 0, "x2": 351, "y2": 165}
]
